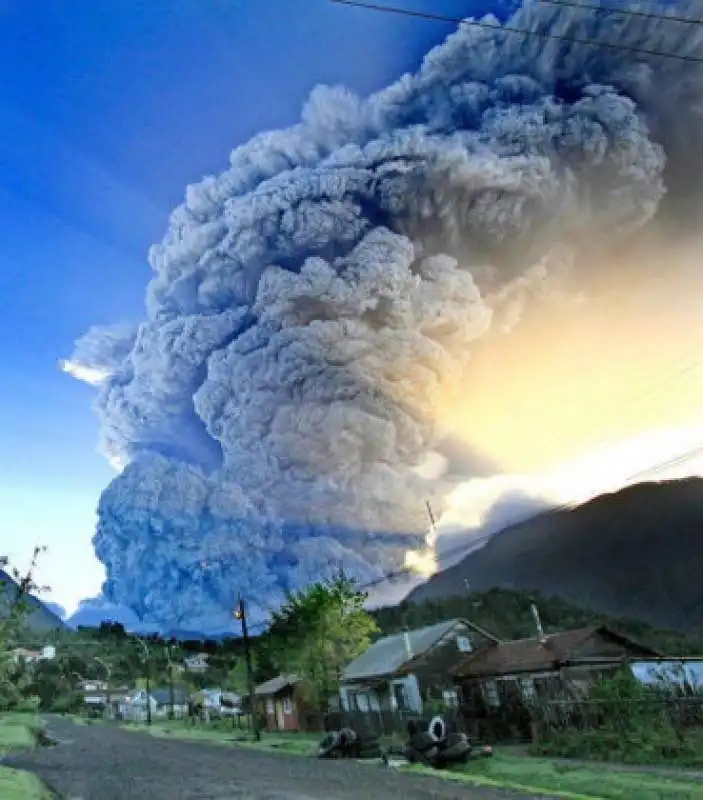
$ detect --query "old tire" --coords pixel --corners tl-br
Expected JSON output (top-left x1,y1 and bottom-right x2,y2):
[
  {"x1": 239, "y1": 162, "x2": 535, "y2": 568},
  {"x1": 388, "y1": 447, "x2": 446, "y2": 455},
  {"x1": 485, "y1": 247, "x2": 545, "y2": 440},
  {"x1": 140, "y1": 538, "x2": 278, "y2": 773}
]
[
  {"x1": 318, "y1": 731, "x2": 341, "y2": 758},
  {"x1": 441, "y1": 739, "x2": 471, "y2": 763},
  {"x1": 409, "y1": 731, "x2": 438, "y2": 753},
  {"x1": 428, "y1": 715, "x2": 448, "y2": 742},
  {"x1": 339, "y1": 727, "x2": 357, "y2": 747},
  {"x1": 441, "y1": 732, "x2": 470, "y2": 751}
]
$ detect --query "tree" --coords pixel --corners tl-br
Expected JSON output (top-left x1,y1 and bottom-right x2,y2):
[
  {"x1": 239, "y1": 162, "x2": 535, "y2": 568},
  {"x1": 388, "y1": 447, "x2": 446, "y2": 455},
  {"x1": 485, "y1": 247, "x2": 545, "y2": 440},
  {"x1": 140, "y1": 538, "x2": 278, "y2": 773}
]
[
  {"x1": 267, "y1": 573, "x2": 378, "y2": 709},
  {"x1": 227, "y1": 656, "x2": 255, "y2": 695},
  {"x1": 0, "y1": 546, "x2": 50, "y2": 709}
]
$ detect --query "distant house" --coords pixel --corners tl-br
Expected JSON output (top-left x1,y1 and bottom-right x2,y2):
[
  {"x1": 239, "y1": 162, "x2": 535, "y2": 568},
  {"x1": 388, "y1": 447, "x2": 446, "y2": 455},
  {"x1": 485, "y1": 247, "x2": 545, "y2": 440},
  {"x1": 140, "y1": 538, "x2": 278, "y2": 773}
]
[
  {"x1": 79, "y1": 681, "x2": 130, "y2": 718},
  {"x1": 255, "y1": 675, "x2": 304, "y2": 732},
  {"x1": 183, "y1": 653, "x2": 209, "y2": 672},
  {"x1": 451, "y1": 624, "x2": 661, "y2": 713},
  {"x1": 192, "y1": 688, "x2": 243, "y2": 719},
  {"x1": 121, "y1": 687, "x2": 190, "y2": 721},
  {"x1": 11, "y1": 645, "x2": 56, "y2": 667},
  {"x1": 11, "y1": 648, "x2": 43, "y2": 664},
  {"x1": 340, "y1": 619, "x2": 500, "y2": 716}
]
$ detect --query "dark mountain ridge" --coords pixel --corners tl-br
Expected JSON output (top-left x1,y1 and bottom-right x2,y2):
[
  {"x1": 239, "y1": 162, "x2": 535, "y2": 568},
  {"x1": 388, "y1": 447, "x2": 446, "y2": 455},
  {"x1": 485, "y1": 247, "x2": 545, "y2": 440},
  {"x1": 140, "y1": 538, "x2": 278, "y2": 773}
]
[
  {"x1": 407, "y1": 477, "x2": 703, "y2": 634},
  {"x1": 0, "y1": 569, "x2": 67, "y2": 633}
]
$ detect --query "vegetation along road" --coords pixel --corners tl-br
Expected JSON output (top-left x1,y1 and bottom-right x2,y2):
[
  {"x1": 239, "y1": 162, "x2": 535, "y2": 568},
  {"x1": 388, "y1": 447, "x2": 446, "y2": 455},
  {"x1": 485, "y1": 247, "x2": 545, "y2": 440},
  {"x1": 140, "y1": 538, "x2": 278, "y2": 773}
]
[{"x1": 4, "y1": 716, "x2": 541, "y2": 799}]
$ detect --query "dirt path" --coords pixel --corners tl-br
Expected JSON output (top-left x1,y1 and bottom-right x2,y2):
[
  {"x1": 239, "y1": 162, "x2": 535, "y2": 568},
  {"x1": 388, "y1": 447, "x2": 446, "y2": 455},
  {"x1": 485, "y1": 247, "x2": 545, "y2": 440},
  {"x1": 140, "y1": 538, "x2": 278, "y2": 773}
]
[{"x1": 3, "y1": 716, "x2": 544, "y2": 799}]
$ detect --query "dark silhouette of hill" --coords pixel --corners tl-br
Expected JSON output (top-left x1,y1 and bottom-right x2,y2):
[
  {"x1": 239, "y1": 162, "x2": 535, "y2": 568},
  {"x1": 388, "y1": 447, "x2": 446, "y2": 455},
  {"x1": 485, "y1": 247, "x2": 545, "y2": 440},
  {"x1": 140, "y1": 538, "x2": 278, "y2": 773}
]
[
  {"x1": 406, "y1": 478, "x2": 703, "y2": 634},
  {"x1": 0, "y1": 569, "x2": 67, "y2": 632}
]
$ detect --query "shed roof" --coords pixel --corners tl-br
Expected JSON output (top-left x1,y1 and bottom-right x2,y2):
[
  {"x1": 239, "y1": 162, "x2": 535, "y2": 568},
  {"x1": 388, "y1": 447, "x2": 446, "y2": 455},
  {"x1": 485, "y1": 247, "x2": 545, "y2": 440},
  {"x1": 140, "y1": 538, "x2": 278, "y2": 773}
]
[
  {"x1": 342, "y1": 618, "x2": 490, "y2": 682},
  {"x1": 254, "y1": 674, "x2": 301, "y2": 697},
  {"x1": 452, "y1": 625, "x2": 660, "y2": 678}
]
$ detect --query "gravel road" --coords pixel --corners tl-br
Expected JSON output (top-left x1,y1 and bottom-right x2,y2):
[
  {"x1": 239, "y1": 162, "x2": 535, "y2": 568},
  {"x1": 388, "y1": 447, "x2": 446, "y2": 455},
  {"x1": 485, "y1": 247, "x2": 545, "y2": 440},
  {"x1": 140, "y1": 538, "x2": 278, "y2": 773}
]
[{"x1": 3, "y1": 716, "x2": 544, "y2": 800}]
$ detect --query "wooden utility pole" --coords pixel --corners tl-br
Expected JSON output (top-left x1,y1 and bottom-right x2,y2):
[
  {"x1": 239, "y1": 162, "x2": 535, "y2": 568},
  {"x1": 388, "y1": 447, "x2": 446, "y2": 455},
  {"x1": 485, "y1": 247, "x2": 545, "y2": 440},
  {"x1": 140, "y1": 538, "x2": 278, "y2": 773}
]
[
  {"x1": 235, "y1": 595, "x2": 260, "y2": 741},
  {"x1": 135, "y1": 638, "x2": 152, "y2": 727},
  {"x1": 165, "y1": 644, "x2": 176, "y2": 720}
]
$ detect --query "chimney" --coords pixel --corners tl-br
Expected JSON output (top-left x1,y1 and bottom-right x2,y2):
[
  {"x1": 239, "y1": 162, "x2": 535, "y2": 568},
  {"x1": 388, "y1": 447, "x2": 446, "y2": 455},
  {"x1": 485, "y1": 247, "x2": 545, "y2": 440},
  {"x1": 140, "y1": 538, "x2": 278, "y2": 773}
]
[
  {"x1": 531, "y1": 603, "x2": 547, "y2": 645},
  {"x1": 403, "y1": 631, "x2": 413, "y2": 661}
]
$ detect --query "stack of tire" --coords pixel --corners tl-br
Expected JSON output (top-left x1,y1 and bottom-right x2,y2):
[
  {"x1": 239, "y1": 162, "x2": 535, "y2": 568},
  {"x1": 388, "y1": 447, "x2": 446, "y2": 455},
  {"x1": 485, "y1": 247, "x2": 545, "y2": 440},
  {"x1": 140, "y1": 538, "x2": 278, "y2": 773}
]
[
  {"x1": 317, "y1": 726, "x2": 383, "y2": 759},
  {"x1": 402, "y1": 716, "x2": 471, "y2": 768}
]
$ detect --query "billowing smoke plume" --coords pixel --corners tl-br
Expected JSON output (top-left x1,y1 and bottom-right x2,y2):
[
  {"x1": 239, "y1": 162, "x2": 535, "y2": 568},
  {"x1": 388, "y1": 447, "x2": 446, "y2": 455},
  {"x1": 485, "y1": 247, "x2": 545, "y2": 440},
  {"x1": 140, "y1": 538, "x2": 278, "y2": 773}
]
[{"x1": 66, "y1": 0, "x2": 703, "y2": 631}]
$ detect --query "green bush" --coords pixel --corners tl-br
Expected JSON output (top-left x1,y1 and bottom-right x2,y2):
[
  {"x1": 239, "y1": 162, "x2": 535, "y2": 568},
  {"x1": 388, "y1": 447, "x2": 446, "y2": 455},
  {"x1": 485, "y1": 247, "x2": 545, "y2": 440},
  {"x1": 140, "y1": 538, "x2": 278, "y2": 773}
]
[
  {"x1": 533, "y1": 668, "x2": 703, "y2": 767},
  {"x1": 13, "y1": 697, "x2": 40, "y2": 714}
]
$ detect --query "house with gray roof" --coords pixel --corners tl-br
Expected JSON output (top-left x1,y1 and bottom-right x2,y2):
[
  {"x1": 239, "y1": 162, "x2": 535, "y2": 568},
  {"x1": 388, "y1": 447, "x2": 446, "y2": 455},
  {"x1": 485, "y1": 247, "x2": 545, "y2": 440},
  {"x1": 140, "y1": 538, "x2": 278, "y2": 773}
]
[{"x1": 339, "y1": 618, "x2": 499, "y2": 716}]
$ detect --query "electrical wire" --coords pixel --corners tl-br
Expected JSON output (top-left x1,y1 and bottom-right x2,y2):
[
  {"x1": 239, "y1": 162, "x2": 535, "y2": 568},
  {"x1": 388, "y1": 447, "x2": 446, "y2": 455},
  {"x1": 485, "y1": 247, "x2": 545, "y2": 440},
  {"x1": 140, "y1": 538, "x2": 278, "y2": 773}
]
[
  {"x1": 539, "y1": 0, "x2": 703, "y2": 25},
  {"x1": 355, "y1": 441, "x2": 703, "y2": 593},
  {"x1": 327, "y1": 0, "x2": 703, "y2": 61}
]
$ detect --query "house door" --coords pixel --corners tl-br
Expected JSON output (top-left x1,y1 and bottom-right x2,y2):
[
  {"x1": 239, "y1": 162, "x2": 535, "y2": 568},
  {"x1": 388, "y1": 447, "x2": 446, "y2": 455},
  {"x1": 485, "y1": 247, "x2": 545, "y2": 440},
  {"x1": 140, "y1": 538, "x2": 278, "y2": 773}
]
[{"x1": 275, "y1": 699, "x2": 285, "y2": 730}]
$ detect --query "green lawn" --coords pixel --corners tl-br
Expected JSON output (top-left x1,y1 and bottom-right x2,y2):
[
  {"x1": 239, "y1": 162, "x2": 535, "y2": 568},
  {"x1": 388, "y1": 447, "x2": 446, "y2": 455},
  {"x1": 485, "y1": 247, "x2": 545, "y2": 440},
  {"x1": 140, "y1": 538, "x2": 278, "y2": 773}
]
[
  {"x1": 0, "y1": 713, "x2": 50, "y2": 799},
  {"x1": 0, "y1": 713, "x2": 41, "y2": 752},
  {"x1": 0, "y1": 766, "x2": 51, "y2": 800},
  {"x1": 406, "y1": 754, "x2": 703, "y2": 799}
]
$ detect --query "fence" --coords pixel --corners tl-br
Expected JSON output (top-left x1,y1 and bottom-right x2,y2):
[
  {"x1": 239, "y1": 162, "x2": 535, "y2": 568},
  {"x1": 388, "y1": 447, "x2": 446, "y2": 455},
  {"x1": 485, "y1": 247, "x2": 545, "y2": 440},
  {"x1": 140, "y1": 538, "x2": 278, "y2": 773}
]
[{"x1": 532, "y1": 695, "x2": 703, "y2": 738}]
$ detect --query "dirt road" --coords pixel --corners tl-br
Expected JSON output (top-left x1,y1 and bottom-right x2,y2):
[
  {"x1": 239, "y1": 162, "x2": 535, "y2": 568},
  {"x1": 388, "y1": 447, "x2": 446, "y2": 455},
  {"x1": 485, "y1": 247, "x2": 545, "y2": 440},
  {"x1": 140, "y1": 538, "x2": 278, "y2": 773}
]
[{"x1": 3, "y1": 716, "x2": 544, "y2": 799}]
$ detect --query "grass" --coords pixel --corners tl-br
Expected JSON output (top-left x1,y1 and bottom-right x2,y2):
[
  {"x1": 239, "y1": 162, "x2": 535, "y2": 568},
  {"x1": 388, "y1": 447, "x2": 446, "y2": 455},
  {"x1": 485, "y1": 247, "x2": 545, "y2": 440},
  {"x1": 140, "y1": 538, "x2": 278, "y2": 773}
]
[
  {"x1": 0, "y1": 766, "x2": 51, "y2": 800},
  {"x1": 405, "y1": 753, "x2": 703, "y2": 799},
  {"x1": 0, "y1": 712, "x2": 52, "y2": 799},
  {"x1": 115, "y1": 718, "x2": 321, "y2": 754},
  {"x1": 0, "y1": 712, "x2": 42, "y2": 752},
  {"x1": 533, "y1": 727, "x2": 703, "y2": 770}
]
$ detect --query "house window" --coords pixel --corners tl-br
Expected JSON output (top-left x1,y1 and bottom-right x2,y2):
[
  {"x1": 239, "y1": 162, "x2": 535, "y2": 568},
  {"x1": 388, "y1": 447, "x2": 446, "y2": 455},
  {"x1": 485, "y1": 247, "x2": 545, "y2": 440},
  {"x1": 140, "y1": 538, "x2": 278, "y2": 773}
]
[
  {"x1": 442, "y1": 688, "x2": 459, "y2": 707},
  {"x1": 266, "y1": 699, "x2": 274, "y2": 714},
  {"x1": 482, "y1": 680, "x2": 500, "y2": 708},
  {"x1": 392, "y1": 682, "x2": 408, "y2": 711},
  {"x1": 282, "y1": 697, "x2": 293, "y2": 714},
  {"x1": 456, "y1": 635, "x2": 472, "y2": 653},
  {"x1": 518, "y1": 678, "x2": 536, "y2": 702}
]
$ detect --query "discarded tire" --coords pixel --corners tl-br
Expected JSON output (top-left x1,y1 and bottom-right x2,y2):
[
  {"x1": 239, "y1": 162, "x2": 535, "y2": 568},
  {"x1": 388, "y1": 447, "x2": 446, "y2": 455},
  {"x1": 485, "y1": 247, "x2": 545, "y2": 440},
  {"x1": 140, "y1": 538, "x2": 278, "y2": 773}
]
[
  {"x1": 318, "y1": 731, "x2": 341, "y2": 758},
  {"x1": 318, "y1": 727, "x2": 382, "y2": 760},
  {"x1": 440, "y1": 738, "x2": 471, "y2": 764},
  {"x1": 339, "y1": 727, "x2": 357, "y2": 747},
  {"x1": 428, "y1": 715, "x2": 447, "y2": 742},
  {"x1": 409, "y1": 731, "x2": 438, "y2": 753},
  {"x1": 443, "y1": 732, "x2": 470, "y2": 750}
]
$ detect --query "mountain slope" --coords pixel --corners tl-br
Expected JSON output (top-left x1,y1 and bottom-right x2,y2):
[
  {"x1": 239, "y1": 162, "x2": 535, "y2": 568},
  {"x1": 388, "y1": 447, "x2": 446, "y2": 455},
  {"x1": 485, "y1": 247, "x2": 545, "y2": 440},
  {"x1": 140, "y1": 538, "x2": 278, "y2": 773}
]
[
  {"x1": 0, "y1": 570, "x2": 67, "y2": 633},
  {"x1": 407, "y1": 478, "x2": 703, "y2": 634}
]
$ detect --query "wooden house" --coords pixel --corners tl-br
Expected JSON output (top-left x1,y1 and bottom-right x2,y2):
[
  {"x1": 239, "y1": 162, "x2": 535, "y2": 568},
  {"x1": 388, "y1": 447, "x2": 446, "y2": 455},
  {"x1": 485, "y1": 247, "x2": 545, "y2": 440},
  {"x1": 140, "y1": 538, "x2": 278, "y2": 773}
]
[
  {"x1": 255, "y1": 674, "x2": 305, "y2": 732},
  {"x1": 339, "y1": 618, "x2": 500, "y2": 716},
  {"x1": 451, "y1": 624, "x2": 660, "y2": 738}
]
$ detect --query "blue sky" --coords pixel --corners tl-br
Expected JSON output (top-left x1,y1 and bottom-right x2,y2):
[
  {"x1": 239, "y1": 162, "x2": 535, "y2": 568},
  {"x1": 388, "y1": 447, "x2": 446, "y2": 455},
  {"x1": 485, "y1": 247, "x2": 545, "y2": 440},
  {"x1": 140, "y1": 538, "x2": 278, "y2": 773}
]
[{"x1": 0, "y1": 0, "x2": 486, "y2": 615}]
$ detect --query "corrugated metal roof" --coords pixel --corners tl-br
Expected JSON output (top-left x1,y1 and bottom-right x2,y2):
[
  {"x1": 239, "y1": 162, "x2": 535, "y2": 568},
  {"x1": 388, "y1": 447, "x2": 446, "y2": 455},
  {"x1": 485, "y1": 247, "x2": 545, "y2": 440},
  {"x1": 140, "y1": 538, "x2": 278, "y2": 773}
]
[
  {"x1": 342, "y1": 619, "x2": 463, "y2": 682},
  {"x1": 254, "y1": 674, "x2": 301, "y2": 696}
]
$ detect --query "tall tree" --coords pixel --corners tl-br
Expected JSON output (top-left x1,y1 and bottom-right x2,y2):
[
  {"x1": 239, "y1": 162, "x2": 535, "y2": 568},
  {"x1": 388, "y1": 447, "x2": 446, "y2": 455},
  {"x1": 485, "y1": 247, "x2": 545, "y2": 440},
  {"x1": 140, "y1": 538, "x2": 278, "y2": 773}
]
[
  {"x1": 267, "y1": 573, "x2": 378, "y2": 708},
  {"x1": 0, "y1": 546, "x2": 49, "y2": 708}
]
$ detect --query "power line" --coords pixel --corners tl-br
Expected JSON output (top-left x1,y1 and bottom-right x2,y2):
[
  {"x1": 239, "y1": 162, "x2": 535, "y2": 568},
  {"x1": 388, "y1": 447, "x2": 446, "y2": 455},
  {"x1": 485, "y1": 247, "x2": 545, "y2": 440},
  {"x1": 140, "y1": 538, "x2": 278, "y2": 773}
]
[
  {"x1": 356, "y1": 441, "x2": 703, "y2": 593},
  {"x1": 328, "y1": 0, "x2": 703, "y2": 62},
  {"x1": 541, "y1": 0, "x2": 703, "y2": 25}
]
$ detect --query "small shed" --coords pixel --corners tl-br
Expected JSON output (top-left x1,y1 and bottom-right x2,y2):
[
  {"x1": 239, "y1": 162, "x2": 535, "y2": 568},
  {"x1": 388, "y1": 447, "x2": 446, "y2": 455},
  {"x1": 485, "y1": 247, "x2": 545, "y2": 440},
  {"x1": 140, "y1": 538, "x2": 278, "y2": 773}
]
[{"x1": 254, "y1": 674, "x2": 303, "y2": 732}]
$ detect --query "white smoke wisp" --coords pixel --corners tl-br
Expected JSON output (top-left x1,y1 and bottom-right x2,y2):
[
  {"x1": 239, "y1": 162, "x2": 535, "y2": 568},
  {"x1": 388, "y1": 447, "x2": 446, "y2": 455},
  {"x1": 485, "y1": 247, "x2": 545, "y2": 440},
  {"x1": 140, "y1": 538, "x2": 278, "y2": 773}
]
[{"x1": 65, "y1": 0, "x2": 703, "y2": 631}]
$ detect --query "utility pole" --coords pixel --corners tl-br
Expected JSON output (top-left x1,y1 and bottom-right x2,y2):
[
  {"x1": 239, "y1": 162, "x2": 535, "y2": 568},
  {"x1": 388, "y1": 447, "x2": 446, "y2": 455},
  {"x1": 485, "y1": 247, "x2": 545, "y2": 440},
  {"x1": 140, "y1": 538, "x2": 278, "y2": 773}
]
[
  {"x1": 136, "y1": 638, "x2": 152, "y2": 727},
  {"x1": 165, "y1": 644, "x2": 176, "y2": 720},
  {"x1": 234, "y1": 595, "x2": 260, "y2": 741},
  {"x1": 94, "y1": 657, "x2": 112, "y2": 721}
]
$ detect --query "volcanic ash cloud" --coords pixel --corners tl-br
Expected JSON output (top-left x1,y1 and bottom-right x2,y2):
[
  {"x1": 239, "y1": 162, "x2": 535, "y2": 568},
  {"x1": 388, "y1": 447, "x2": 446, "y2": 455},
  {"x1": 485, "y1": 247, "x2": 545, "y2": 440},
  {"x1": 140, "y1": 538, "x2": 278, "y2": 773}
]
[{"x1": 65, "y1": 0, "x2": 703, "y2": 629}]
